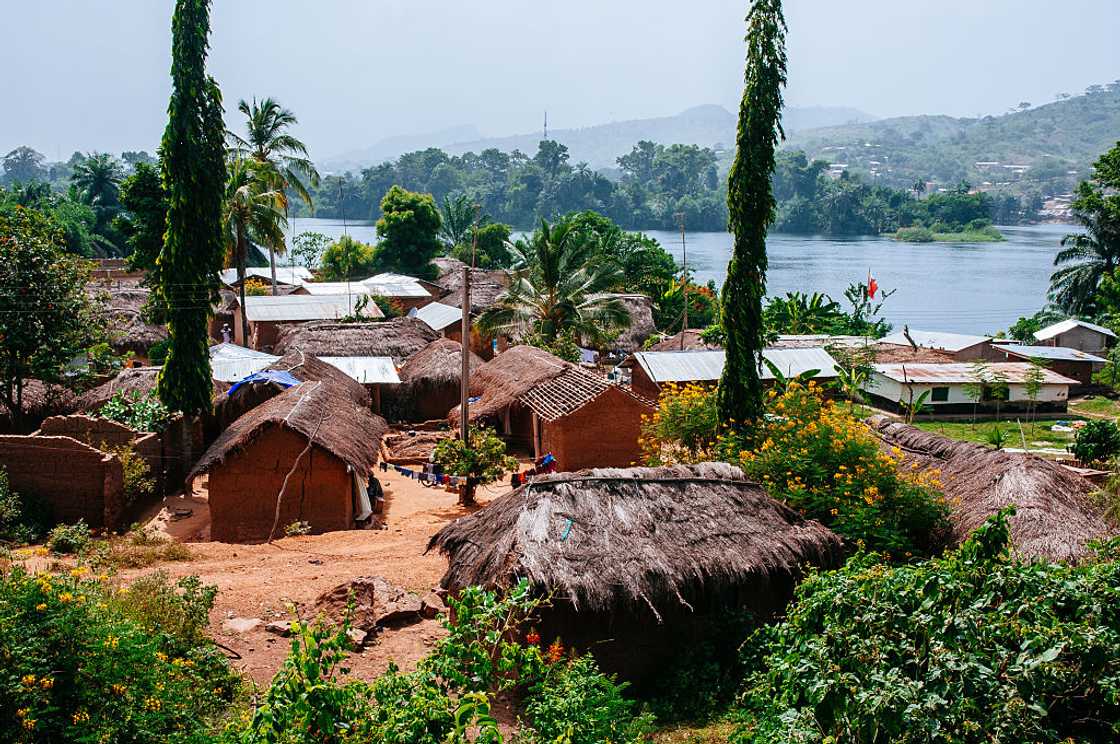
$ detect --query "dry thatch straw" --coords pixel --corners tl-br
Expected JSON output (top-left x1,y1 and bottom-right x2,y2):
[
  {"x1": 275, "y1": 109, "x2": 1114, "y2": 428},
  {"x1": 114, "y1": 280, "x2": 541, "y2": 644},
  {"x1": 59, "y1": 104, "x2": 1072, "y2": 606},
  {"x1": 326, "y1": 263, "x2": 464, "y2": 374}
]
[
  {"x1": 398, "y1": 338, "x2": 483, "y2": 392},
  {"x1": 190, "y1": 380, "x2": 388, "y2": 482},
  {"x1": 0, "y1": 380, "x2": 77, "y2": 432},
  {"x1": 593, "y1": 293, "x2": 655, "y2": 352},
  {"x1": 646, "y1": 328, "x2": 721, "y2": 352},
  {"x1": 73, "y1": 368, "x2": 229, "y2": 413},
  {"x1": 429, "y1": 462, "x2": 843, "y2": 618},
  {"x1": 434, "y1": 257, "x2": 510, "y2": 313},
  {"x1": 867, "y1": 416, "x2": 1116, "y2": 561},
  {"x1": 94, "y1": 286, "x2": 169, "y2": 356},
  {"x1": 273, "y1": 317, "x2": 439, "y2": 364},
  {"x1": 446, "y1": 345, "x2": 574, "y2": 424},
  {"x1": 383, "y1": 430, "x2": 452, "y2": 463}
]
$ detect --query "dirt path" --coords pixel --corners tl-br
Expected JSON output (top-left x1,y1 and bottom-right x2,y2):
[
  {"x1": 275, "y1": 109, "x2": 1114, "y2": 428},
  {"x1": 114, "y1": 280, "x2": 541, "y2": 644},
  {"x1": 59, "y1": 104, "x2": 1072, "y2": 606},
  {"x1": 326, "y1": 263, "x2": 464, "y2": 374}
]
[{"x1": 124, "y1": 468, "x2": 507, "y2": 686}]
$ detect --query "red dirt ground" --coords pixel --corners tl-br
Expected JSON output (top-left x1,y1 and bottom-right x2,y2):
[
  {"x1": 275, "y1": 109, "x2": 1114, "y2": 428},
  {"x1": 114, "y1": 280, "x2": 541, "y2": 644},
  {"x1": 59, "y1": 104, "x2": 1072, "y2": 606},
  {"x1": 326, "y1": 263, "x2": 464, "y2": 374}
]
[{"x1": 126, "y1": 467, "x2": 509, "y2": 686}]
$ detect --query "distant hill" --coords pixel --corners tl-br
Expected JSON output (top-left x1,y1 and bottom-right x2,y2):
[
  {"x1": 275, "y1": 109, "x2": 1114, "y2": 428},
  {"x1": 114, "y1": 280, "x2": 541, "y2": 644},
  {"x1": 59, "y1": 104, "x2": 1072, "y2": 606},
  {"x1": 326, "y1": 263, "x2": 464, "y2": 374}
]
[
  {"x1": 323, "y1": 104, "x2": 873, "y2": 172},
  {"x1": 783, "y1": 87, "x2": 1120, "y2": 196}
]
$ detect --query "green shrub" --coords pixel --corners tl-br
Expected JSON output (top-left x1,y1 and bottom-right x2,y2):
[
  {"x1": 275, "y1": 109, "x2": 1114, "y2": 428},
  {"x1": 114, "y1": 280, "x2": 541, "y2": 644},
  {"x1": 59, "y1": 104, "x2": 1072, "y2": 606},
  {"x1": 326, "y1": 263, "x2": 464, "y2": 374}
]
[
  {"x1": 46, "y1": 520, "x2": 92, "y2": 554},
  {"x1": 0, "y1": 566, "x2": 236, "y2": 742},
  {"x1": 84, "y1": 528, "x2": 193, "y2": 570},
  {"x1": 1070, "y1": 419, "x2": 1120, "y2": 465},
  {"x1": 99, "y1": 390, "x2": 171, "y2": 433},
  {"x1": 522, "y1": 656, "x2": 654, "y2": 743},
  {"x1": 732, "y1": 510, "x2": 1120, "y2": 743},
  {"x1": 147, "y1": 338, "x2": 171, "y2": 365},
  {"x1": 895, "y1": 225, "x2": 934, "y2": 242},
  {"x1": 107, "y1": 443, "x2": 157, "y2": 507}
]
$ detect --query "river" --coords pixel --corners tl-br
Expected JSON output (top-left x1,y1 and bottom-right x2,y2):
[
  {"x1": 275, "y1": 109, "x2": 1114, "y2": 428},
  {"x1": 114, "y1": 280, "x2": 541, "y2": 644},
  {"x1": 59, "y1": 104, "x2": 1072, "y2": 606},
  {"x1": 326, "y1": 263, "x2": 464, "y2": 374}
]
[{"x1": 287, "y1": 218, "x2": 1073, "y2": 335}]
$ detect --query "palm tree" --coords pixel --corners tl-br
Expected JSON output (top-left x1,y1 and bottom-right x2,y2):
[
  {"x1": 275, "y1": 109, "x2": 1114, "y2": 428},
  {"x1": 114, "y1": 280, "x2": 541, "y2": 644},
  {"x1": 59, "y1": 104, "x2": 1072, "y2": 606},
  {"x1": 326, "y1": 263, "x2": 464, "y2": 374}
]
[
  {"x1": 223, "y1": 157, "x2": 287, "y2": 343},
  {"x1": 438, "y1": 193, "x2": 481, "y2": 252},
  {"x1": 228, "y1": 97, "x2": 319, "y2": 291},
  {"x1": 70, "y1": 153, "x2": 124, "y2": 208},
  {"x1": 478, "y1": 219, "x2": 630, "y2": 348},
  {"x1": 1050, "y1": 202, "x2": 1120, "y2": 315}
]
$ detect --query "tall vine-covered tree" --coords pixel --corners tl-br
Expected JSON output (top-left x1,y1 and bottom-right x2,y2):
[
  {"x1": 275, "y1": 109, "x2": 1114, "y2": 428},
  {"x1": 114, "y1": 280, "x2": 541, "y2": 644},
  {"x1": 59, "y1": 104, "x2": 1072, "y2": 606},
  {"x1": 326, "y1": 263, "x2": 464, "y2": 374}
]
[
  {"x1": 717, "y1": 0, "x2": 787, "y2": 429},
  {"x1": 157, "y1": 0, "x2": 227, "y2": 414}
]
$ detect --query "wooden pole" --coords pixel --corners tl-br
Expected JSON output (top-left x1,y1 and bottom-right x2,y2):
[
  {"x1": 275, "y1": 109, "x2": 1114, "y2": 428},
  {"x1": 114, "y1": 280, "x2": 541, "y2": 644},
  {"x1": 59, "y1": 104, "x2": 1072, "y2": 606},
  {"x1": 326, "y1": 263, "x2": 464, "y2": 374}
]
[
  {"x1": 460, "y1": 265, "x2": 471, "y2": 443},
  {"x1": 678, "y1": 211, "x2": 687, "y2": 349}
]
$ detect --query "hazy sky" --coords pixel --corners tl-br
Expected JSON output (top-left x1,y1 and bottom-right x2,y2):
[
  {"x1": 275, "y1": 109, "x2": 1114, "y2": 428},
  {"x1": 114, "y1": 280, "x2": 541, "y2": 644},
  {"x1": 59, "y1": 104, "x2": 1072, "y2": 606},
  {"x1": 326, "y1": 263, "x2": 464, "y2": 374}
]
[{"x1": 3, "y1": 0, "x2": 1117, "y2": 161}]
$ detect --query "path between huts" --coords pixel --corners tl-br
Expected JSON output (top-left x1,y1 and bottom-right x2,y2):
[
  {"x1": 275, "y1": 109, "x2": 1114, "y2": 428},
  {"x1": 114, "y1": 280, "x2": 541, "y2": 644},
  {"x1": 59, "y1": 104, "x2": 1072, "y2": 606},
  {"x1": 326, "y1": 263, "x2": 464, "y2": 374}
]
[{"x1": 129, "y1": 467, "x2": 508, "y2": 685}]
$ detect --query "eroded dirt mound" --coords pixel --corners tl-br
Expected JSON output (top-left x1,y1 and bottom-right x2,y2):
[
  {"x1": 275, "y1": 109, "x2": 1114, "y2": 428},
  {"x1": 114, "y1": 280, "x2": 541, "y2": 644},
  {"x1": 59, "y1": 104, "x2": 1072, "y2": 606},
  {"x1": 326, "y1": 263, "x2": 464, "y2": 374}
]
[{"x1": 312, "y1": 575, "x2": 425, "y2": 631}]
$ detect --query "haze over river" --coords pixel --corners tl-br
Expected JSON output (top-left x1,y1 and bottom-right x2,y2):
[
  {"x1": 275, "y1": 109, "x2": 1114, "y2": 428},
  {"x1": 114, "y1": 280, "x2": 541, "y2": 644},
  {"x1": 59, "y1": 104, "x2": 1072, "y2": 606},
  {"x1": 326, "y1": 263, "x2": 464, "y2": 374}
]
[{"x1": 290, "y1": 219, "x2": 1071, "y2": 335}]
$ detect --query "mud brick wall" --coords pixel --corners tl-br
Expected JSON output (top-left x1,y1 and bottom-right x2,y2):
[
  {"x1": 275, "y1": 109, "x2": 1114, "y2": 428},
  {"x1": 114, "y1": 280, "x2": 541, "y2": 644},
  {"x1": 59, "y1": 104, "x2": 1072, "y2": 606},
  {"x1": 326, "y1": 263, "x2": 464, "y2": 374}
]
[
  {"x1": 540, "y1": 386, "x2": 652, "y2": 472},
  {"x1": 41, "y1": 414, "x2": 173, "y2": 496},
  {"x1": 0, "y1": 435, "x2": 124, "y2": 529},
  {"x1": 204, "y1": 426, "x2": 354, "y2": 543}
]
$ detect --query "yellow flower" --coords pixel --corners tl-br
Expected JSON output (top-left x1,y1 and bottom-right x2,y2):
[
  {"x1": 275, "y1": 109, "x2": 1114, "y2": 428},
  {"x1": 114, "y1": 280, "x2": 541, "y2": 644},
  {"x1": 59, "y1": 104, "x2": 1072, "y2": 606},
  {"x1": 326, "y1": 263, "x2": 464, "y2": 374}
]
[
  {"x1": 21, "y1": 674, "x2": 36, "y2": 687},
  {"x1": 104, "y1": 635, "x2": 119, "y2": 649},
  {"x1": 22, "y1": 718, "x2": 36, "y2": 731},
  {"x1": 58, "y1": 592, "x2": 73, "y2": 604},
  {"x1": 155, "y1": 652, "x2": 168, "y2": 662},
  {"x1": 35, "y1": 603, "x2": 47, "y2": 612},
  {"x1": 16, "y1": 707, "x2": 30, "y2": 719},
  {"x1": 39, "y1": 677, "x2": 53, "y2": 690},
  {"x1": 72, "y1": 710, "x2": 90, "y2": 724},
  {"x1": 69, "y1": 566, "x2": 88, "y2": 577},
  {"x1": 111, "y1": 683, "x2": 127, "y2": 696}
]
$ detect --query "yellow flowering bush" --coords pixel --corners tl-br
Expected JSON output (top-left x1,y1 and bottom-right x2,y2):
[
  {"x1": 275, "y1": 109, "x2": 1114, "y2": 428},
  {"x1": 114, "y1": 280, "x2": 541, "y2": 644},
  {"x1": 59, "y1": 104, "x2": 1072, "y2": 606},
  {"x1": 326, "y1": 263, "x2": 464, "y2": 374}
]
[
  {"x1": 639, "y1": 383, "x2": 721, "y2": 465},
  {"x1": 728, "y1": 383, "x2": 949, "y2": 556}
]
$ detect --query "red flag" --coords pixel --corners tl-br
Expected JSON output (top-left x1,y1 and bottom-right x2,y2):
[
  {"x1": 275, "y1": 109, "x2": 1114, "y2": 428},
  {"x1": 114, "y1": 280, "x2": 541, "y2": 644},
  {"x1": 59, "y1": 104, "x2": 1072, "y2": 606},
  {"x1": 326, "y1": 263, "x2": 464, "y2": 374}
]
[{"x1": 867, "y1": 274, "x2": 878, "y2": 299}]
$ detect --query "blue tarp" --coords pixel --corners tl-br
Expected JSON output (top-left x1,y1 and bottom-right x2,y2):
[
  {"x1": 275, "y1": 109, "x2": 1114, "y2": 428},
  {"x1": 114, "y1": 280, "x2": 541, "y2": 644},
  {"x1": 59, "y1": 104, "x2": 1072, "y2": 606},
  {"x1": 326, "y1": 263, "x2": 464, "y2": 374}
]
[{"x1": 227, "y1": 369, "x2": 302, "y2": 396}]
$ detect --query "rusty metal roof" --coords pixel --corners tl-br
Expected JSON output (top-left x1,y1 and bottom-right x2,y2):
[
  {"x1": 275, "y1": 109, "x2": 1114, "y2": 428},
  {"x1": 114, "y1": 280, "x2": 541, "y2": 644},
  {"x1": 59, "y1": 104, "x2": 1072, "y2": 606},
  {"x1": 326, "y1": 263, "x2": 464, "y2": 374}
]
[
  {"x1": 996, "y1": 344, "x2": 1107, "y2": 364},
  {"x1": 872, "y1": 362, "x2": 1079, "y2": 385}
]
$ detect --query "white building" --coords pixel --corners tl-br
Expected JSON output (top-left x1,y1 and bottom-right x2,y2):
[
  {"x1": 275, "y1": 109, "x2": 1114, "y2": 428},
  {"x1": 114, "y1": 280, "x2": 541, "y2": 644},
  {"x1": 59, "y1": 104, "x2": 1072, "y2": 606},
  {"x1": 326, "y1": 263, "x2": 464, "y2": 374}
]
[{"x1": 862, "y1": 363, "x2": 1078, "y2": 414}]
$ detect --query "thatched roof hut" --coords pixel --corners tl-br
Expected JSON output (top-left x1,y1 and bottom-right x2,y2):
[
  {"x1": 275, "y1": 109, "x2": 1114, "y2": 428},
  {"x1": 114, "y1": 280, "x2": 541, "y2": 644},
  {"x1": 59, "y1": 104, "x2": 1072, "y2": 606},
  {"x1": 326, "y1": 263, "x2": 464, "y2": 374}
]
[
  {"x1": 593, "y1": 293, "x2": 655, "y2": 352},
  {"x1": 73, "y1": 367, "x2": 229, "y2": 413},
  {"x1": 647, "y1": 329, "x2": 721, "y2": 352},
  {"x1": 190, "y1": 381, "x2": 389, "y2": 542},
  {"x1": 429, "y1": 462, "x2": 843, "y2": 681},
  {"x1": 273, "y1": 317, "x2": 439, "y2": 364},
  {"x1": 94, "y1": 286, "x2": 168, "y2": 357},
  {"x1": 0, "y1": 380, "x2": 77, "y2": 433},
  {"x1": 396, "y1": 339, "x2": 484, "y2": 421},
  {"x1": 434, "y1": 257, "x2": 509, "y2": 314},
  {"x1": 867, "y1": 416, "x2": 1116, "y2": 561}
]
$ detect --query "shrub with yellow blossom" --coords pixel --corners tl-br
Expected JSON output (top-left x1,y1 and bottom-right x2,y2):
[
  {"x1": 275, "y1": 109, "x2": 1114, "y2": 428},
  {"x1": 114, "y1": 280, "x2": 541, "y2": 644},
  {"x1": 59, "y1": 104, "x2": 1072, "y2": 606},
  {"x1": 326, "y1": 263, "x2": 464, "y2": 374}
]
[
  {"x1": 639, "y1": 383, "x2": 722, "y2": 465},
  {"x1": 728, "y1": 383, "x2": 949, "y2": 556},
  {"x1": 0, "y1": 565, "x2": 237, "y2": 742}
]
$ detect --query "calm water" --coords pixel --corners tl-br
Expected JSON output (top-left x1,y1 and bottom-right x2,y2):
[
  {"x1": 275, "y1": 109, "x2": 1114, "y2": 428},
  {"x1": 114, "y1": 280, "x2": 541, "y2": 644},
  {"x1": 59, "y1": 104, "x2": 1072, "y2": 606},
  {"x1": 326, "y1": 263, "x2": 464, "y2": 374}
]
[{"x1": 288, "y1": 218, "x2": 1073, "y2": 335}]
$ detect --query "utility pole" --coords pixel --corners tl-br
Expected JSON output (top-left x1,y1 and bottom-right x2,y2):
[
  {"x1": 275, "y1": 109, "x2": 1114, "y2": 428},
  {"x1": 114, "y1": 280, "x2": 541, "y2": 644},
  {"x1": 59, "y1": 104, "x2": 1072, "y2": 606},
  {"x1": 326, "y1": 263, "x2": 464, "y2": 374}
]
[
  {"x1": 459, "y1": 264, "x2": 471, "y2": 443},
  {"x1": 677, "y1": 211, "x2": 687, "y2": 349},
  {"x1": 543, "y1": 110, "x2": 548, "y2": 140}
]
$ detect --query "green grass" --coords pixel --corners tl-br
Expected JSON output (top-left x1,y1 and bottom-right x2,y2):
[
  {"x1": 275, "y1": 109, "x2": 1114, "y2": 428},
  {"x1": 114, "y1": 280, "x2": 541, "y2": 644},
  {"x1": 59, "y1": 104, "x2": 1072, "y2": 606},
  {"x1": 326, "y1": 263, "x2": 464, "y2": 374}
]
[
  {"x1": 1069, "y1": 396, "x2": 1120, "y2": 418},
  {"x1": 653, "y1": 721, "x2": 737, "y2": 743},
  {"x1": 913, "y1": 419, "x2": 1079, "y2": 450},
  {"x1": 892, "y1": 226, "x2": 1005, "y2": 243}
]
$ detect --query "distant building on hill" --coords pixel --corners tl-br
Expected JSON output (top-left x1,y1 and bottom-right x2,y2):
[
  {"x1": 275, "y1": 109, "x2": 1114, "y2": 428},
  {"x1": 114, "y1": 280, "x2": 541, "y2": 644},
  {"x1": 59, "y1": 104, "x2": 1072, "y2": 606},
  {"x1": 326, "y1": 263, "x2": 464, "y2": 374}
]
[
  {"x1": 1033, "y1": 319, "x2": 1117, "y2": 356},
  {"x1": 862, "y1": 362, "x2": 1078, "y2": 414}
]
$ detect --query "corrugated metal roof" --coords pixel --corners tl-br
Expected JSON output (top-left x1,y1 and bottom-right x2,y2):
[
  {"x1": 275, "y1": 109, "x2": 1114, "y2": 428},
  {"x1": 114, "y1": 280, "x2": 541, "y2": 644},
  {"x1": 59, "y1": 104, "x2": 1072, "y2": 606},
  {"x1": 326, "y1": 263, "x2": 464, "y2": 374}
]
[
  {"x1": 298, "y1": 282, "x2": 372, "y2": 296},
  {"x1": 208, "y1": 343, "x2": 279, "y2": 382},
  {"x1": 412, "y1": 301, "x2": 462, "y2": 331},
  {"x1": 361, "y1": 272, "x2": 431, "y2": 298},
  {"x1": 218, "y1": 267, "x2": 312, "y2": 286},
  {"x1": 1034, "y1": 318, "x2": 1117, "y2": 341},
  {"x1": 632, "y1": 347, "x2": 839, "y2": 384},
  {"x1": 243, "y1": 295, "x2": 383, "y2": 322},
  {"x1": 878, "y1": 329, "x2": 991, "y2": 352},
  {"x1": 872, "y1": 362, "x2": 1078, "y2": 385},
  {"x1": 997, "y1": 344, "x2": 1107, "y2": 363},
  {"x1": 319, "y1": 356, "x2": 401, "y2": 384}
]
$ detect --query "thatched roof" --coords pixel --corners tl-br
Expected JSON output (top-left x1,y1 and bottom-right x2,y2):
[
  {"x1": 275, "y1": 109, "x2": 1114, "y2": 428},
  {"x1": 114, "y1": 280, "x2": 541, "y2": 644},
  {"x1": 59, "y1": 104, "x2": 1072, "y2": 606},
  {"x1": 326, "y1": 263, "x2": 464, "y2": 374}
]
[
  {"x1": 93, "y1": 285, "x2": 168, "y2": 356},
  {"x1": 434, "y1": 257, "x2": 509, "y2": 314},
  {"x1": 190, "y1": 381, "x2": 388, "y2": 481},
  {"x1": 0, "y1": 380, "x2": 77, "y2": 432},
  {"x1": 867, "y1": 416, "x2": 1116, "y2": 561},
  {"x1": 237, "y1": 350, "x2": 370, "y2": 407},
  {"x1": 447, "y1": 345, "x2": 574, "y2": 424},
  {"x1": 398, "y1": 338, "x2": 483, "y2": 391},
  {"x1": 73, "y1": 367, "x2": 229, "y2": 413},
  {"x1": 647, "y1": 329, "x2": 720, "y2": 352},
  {"x1": 429, "y1": 462, "x2": 844, "y2": 618},
  {"x1": 273, "y1": 317, "x2": 439, "y2": 364},
  {"x1": 594, "y1": 293, "x2": 655, "y2": 352},
  {"x1": 384, "y1": 430, "x2": 452, "y2": 463}
]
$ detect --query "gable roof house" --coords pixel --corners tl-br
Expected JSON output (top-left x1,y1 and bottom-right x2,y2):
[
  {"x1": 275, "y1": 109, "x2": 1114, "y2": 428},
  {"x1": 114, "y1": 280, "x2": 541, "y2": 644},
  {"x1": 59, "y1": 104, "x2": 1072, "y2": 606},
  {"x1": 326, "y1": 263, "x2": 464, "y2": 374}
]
[
  {"x1": 190, "y1": 381, "x2": 388, "y2": 543},
  {"x1": 274, "y1": 317, "x2": 440, "y2": 365},
  {"x1": 1034, "y1": 318, "x2": 1117, "y2": 356},
  {"x1": 410, "y1": 301, "x2": 464, "y2": 339},
  {"x1": 219, "y1": 266, "x2": 312, "y2": 288},
  {"x1": 862, "y1": 362, "x2": 1079, "y2": 414},
  {"x1": 234, "y1": 295, "x2": 383, "y2": 351},
  {"x1": 622, "y1": 347, "x2": 840, "y2": 400},
  {"x1": 994, "y1": 343, "x2": 1107, "y2": 387},
  {"x1": 429, "y1": 462, "x2": 843, "y2": 683},
  {"x1": 877, "y1": 329, "x2": 1001, "y2": 361},
  {"x1": 448, "y1": 345, "x2": 655, "y2": 471},
  {"x1": 360, "y1": 272, "x2": 443, "y2": 311}
]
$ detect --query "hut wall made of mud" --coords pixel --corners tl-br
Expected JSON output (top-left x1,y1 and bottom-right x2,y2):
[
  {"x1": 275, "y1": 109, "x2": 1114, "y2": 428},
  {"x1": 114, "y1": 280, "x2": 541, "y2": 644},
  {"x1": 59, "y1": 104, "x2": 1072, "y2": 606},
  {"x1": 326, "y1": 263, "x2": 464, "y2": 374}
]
[
  {"x1": 205, "y1": 425, "x2": 355, "y2": 543},
  {"x1": 0, "y1": 435, "x2": 125, "y2": 529},
  {"x1": 538, "y1": 387, "x2": 649, "y2": 472}
]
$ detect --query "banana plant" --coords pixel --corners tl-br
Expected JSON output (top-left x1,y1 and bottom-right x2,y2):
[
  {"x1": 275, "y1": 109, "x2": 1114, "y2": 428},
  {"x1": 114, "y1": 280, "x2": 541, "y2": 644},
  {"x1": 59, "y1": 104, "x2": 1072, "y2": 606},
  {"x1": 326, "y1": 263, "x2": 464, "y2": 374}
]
[
  {"x1": 763, "y1": 358, "x2": 821, "y2": 394},
  {"x1": 899, "y1": 389, "x2": 932, "y2": 424}
]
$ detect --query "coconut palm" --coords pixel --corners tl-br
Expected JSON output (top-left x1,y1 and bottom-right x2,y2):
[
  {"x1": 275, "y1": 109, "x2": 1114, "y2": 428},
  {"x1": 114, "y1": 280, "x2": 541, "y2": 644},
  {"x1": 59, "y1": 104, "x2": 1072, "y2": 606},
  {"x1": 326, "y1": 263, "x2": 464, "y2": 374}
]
[
  {"x1": 1049, "y1": 202, "x2": 1120, "y2": 314},
  {"x1": 70, "y1": 153, "x2": 124, "y2": 208},
  {"x1": 477, "y1": 219, "x2": 630, "y2": 348},
  {"x1": 224, "y1": 157, "x2": 288, "y2": 343},
  {"x1": 438, "y1": 193, "x2": 481, "y2": 252},
  {"x1": 228, "y1": 97, "x2": 319, "y2": 289}
]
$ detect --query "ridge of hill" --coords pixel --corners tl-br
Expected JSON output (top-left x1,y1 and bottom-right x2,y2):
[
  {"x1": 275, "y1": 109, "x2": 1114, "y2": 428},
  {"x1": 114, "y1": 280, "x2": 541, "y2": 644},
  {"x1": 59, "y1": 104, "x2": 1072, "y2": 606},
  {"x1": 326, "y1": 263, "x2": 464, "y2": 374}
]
[{"x1": 783, "y1": 87, "x2": 1120, "y2": 194}]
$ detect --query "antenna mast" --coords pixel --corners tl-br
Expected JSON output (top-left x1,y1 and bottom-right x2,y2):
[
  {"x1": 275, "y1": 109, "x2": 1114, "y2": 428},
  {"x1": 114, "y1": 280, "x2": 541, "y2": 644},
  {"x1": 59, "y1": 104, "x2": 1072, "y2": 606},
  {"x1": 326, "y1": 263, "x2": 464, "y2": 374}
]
[{"x1": 543, "y1": 110, "x2": 548, "y2": 140}]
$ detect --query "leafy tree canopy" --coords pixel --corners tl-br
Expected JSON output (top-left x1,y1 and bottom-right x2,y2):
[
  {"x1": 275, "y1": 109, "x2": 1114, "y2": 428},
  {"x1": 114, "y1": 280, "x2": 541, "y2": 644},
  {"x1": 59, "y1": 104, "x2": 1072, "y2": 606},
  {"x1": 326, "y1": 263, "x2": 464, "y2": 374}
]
[{"x1": 374, "y1": 185, "x2": 442, "y2": 280}]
